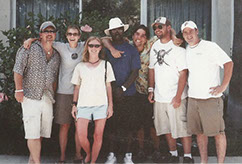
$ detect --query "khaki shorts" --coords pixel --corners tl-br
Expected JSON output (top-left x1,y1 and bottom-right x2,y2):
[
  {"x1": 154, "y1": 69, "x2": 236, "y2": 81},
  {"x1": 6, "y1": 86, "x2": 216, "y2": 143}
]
[
  {"x1": 153, "y1": 99, "x2": 190, "y2": 139},
  {"x1": 187, "y1": 97, "x2": 225, "y2": 136},
  {"x1": 21, "y1": 94, "x2": 53, "y2": 139},
  {"x1": 54, "y1": 93, "x2": 73, "y2": 124}
]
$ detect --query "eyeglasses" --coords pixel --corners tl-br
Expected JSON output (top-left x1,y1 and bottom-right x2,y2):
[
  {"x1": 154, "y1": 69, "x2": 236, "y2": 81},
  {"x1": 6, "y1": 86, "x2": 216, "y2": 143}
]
[
  {"x1": 71, "y1": 53, "x2": 78, "y2": 60},
  {"x1": 153, "y1": 24, "x2": 163, "y2": 31},
  {"x1": 88, "y1": 44, "x2": 101, "y2": 48},
  {"x1": 67, "y1": 33, "x2": 79, "y2": 37},
  {"x1": 42, "y1": 30, "x2": 56, "y2": 33}
]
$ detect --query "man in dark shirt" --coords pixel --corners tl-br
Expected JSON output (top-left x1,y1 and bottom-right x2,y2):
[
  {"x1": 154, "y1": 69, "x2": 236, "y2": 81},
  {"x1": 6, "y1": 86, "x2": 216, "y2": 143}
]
[
  {"x1": 103, "y1": 17, "x2": 141, "y2": 164},
  {"x1": 13, "y1": 21, "x2": 60, "y2": 163}
]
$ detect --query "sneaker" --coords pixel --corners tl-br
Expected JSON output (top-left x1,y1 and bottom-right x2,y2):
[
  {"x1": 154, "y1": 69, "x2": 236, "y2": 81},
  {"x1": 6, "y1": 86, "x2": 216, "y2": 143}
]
[
  {"x1": 124, "y1": 153, "x2": 134, "y2": 164},
  {"x1": 105, "y1": 152, "x2": 117, "y2": 164},
  {"x1": 183, "y1": 157, "x2": 194, "y2": 163},
  {"x1": 162, "y1": 153, "x2": 179, "y2": 163},
  {"x1": 152, "y1": 150, "x2": 162, "y2": 163}
]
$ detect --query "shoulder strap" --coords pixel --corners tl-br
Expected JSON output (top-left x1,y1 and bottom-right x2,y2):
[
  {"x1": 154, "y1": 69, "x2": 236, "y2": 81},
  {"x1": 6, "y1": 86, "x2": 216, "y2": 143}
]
[{"x1": 105, "y1": 60, "x2": 107, "y2": 82}]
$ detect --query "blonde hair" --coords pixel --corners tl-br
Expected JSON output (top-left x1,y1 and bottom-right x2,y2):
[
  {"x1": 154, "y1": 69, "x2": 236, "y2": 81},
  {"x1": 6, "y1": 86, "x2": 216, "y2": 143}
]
[{"x1": 82, "y1": 36, "x2": 106, "y2": 62}]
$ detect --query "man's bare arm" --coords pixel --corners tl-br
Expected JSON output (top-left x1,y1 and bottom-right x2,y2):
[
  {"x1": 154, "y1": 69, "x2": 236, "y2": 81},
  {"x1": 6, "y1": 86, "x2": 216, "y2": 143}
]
[
  {"x1": 101, "y1": 37, "x2": 123, "y2": 58},
  {"x1": 148, "y1": 68, "x2": 155, "y2": 103},
  {"x1": 171, "y1": 69, "x2": 187, "y2": 108},
  {"x1": 14, "y1": 72, "x2": 24, "y2": 102},
  {"x1": 210, "y1": 61, "x2": 234, "y2": 95},
  {"x1": 123, "y1": 69, "x2": 139, "y2": 89}
]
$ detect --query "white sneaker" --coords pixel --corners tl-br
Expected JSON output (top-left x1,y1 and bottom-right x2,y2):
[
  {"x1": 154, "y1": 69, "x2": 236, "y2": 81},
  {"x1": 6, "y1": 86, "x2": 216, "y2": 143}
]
[
  {"x1": 123, "y1": 153, "x2": 134, "y2": 164},
  {"x1": 105, "y1": 152, "x2": 117, "y2": 164}
]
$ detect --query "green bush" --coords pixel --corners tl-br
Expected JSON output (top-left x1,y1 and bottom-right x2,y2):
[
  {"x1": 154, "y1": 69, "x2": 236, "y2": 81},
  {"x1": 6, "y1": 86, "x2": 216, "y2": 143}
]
[
  {"x1": 0, "y1": 11, "x2": 108, "y2": 154},
  {"x1": 0, "y1": 7, "x2": 140, "y2": 154}
]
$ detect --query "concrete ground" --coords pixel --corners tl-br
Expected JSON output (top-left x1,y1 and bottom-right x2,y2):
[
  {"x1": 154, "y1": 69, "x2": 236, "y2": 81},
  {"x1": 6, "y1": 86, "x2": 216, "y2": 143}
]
[{"x1": 0, "y1": 155, "x2": 242, "y2": 163}]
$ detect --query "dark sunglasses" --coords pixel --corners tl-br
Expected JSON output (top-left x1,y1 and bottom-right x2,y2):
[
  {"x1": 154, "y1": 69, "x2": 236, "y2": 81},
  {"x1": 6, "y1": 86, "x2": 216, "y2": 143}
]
[
  {"x1": 67, "y1": 33, "x2": 79, "y2": 37},
  {"x1": 153, "y1": 24, "x2": 163, "y2": 31},
  {"x1": 88, "y1": 44, "x2": 101, "y2": 48},
  {"x1": 42, "y1": 30, "x2": 56, "y2": 33},
  {"x1": 71, "y1": 53, "x2": 78, "y2": 60}
]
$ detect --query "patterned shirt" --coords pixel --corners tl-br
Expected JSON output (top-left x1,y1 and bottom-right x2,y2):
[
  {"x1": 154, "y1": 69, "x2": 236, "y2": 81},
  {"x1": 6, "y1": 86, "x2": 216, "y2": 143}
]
[
  {"x1": 13, "y1": 41, "x2": 60, "y2": 103},
  {"x1": 134, "y1": 37, "x2": 158, "y2": 95}
]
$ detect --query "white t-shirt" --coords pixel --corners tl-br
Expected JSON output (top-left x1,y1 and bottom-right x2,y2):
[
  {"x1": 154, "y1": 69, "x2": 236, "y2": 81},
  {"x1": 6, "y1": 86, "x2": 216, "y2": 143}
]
[
  {"x1": 186, "y1": 40, "x2": 232, "y2": 99},
  {"x1": 53, "y1": 42, "x2": 85, "y2": 94},
  {"x1": 71, "y1": 60, "x2": 115, "y2": 107},
  {"x1": 149, "y1": 40, "x2": 188, "y2": 103}
]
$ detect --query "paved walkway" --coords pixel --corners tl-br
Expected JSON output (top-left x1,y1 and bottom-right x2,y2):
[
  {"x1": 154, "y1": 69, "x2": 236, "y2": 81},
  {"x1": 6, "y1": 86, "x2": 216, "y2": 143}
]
[{"x1": 0, "y1": 155, "x2": 242, "y2": 163}]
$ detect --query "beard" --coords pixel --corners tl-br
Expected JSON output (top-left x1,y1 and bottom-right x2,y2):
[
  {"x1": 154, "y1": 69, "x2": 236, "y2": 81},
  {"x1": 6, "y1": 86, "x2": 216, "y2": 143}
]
[
  {"x1": 157, "y1": 33, "x2": 164, "y2": 39},
  {"x1": 111, "y1": 34, "x2": 124, "y2": 42}
]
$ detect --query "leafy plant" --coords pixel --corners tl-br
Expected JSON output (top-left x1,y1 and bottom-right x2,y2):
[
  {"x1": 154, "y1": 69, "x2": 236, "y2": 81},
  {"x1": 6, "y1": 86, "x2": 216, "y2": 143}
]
[{"x1": 0, "y1": 0, "x2": 140, "y2": 155}]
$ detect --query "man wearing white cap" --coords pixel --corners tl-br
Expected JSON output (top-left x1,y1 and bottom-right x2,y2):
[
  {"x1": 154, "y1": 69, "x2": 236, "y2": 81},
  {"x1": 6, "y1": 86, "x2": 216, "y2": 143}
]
[
  {"x1": 148, "y1": 17, "x2": 193, "y2": 163},
  {"x1": 103, "y1": 17, "x2": 141, "y2": 164},
  {"x1": 13, "y1": 21, "x2": 60, "y2": 163},
  {"x1": 181, "y1": 20, "x2": 234, "y2": 163}
]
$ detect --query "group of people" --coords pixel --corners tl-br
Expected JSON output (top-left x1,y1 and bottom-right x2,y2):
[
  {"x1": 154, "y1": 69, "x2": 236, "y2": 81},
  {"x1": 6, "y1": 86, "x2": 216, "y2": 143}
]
[{"x1": 13, "y1": 16, "x2": 233, "y2": 164}]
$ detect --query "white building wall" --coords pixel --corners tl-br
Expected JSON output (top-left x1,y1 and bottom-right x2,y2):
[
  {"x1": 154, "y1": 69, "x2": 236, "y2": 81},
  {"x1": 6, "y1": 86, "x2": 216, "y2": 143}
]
[
  {"x1": 212, "y1": 0, "x2": 234, "y2": 95},
  {"x1": 0, "y1": 0, "x2": 11, "y2": 45},
  {"x1": 212, "y1": 0, "x2": 234, "y2": 57}
]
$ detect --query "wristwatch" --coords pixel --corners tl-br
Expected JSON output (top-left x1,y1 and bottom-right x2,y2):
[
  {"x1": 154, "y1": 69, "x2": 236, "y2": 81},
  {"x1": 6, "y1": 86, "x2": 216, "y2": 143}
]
[
  {"x1": 71, "y1": 101, "x2": 77, "y2": 107},
  {"x1": 121, "y1": 85, "x2": 127, "y2": 92}
]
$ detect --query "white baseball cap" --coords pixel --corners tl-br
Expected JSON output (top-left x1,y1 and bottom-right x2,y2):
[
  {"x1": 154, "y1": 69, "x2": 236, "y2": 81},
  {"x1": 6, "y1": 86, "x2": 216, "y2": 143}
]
[
  {"x1": 151, "y1": 17, "x2": 167, "y2": 27},
  {"x1": 181, "y1": 21, "x2": 197, "y2": 32},
  {"x1": 104, "y1": 17, "x2": 129, "y2": 36},
  {"x1": 39, "y1": 21, "x2": 56, "y2": 32}
]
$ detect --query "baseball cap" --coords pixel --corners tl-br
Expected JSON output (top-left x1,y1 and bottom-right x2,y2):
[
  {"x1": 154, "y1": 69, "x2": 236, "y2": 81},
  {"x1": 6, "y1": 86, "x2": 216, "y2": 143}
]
[
  {"x1": 181, "y1": 21, "x2": 197, "y2": 32},
  {"x1": 39, "y1": 21, "x2": 56, "y2": 32},
  {"x1": 151, "y1": 17, "x2": 168, "y2": 27}
]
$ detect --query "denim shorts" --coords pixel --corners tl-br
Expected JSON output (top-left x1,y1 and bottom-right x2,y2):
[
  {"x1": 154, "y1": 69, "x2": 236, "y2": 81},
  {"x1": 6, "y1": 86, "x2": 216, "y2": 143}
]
[{"x1": 76, "y1": 105, "x2": 108, "y2": 120}]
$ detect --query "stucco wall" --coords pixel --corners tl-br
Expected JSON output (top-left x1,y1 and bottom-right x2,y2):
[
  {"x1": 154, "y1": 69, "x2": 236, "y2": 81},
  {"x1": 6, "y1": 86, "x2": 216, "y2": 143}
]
[
  {"x1": 0, "y1": 0, "x2": 11, "y2": 44},
  {"x1": 212, "y1": 0, "x2": 234, "y2": 57},
  {"x1": 212, "y1": 0, "x2": 234, "y2": 95}
]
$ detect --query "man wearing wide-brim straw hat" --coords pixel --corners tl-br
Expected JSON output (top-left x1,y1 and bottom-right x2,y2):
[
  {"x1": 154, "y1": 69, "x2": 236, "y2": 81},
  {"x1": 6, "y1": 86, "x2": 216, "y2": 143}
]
[
  {"x1": 104, "y1": 17, "x2": 129, "y2": 36},
  {"x1": 102, "y1": 17, "x2": 141, "y2": 164}
]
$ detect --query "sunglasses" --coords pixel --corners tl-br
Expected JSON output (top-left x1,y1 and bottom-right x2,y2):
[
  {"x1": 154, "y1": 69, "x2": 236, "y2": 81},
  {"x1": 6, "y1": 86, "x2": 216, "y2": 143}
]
[
  {"x1": 153, "y1": 24, "x2": 163, "y2": 31},
  {"x1": 42, "y1": 30, "x2": 56, "y2": 33},
  {"x1": 88, "y1": 44, "x2": 101, "y2": 48},
  {"x1": 67, "y1": 33, "x2": 79, "y2": 37},
  {"x1": 71, "y1": 53, "x2": 78, "y2": 60}
]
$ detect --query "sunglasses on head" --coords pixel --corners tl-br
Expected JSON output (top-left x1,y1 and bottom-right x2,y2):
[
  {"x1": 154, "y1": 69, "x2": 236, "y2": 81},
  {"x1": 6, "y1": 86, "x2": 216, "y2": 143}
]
[
  {"x1": 153, "y1": 24, "x2": 163, "y2": 31},
  {"x1": 71, "y1": 53, "x2": 78, "y2": 60},
  {"x1": 42, "y1": 30, "x2": 56, "y2": 33},
  {"x1": 88, "y1": 44, "x2": 101, "y2": 48},
  {"x1": 67, "y1": 32, "x2": 79, "y2": 37}
]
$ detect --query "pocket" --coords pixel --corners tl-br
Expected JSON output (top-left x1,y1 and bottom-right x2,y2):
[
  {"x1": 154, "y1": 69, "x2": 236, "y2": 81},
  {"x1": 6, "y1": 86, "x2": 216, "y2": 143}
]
[
  {"x1": 217, "y1": 98, "x2": 224, "y2": 112},
  {"x1": 22, "y1": 116, "x2": 37, "y2": 132}
]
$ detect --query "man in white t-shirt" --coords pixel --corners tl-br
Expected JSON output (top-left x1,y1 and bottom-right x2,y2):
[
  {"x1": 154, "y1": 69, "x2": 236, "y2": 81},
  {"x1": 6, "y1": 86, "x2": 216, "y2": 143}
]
[
  {"x1": 148, "y1": 17, "x2": 193, "y2": 163},
  {"x1": 181, "y1": 20, "x2": 234, "y2": 163}
]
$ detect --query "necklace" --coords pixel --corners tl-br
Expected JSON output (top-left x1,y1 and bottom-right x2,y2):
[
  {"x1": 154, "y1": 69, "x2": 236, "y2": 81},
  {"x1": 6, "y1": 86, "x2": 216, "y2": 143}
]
[{"x1": 88, "y1": 59, "x2": 100, "y2": 64}]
